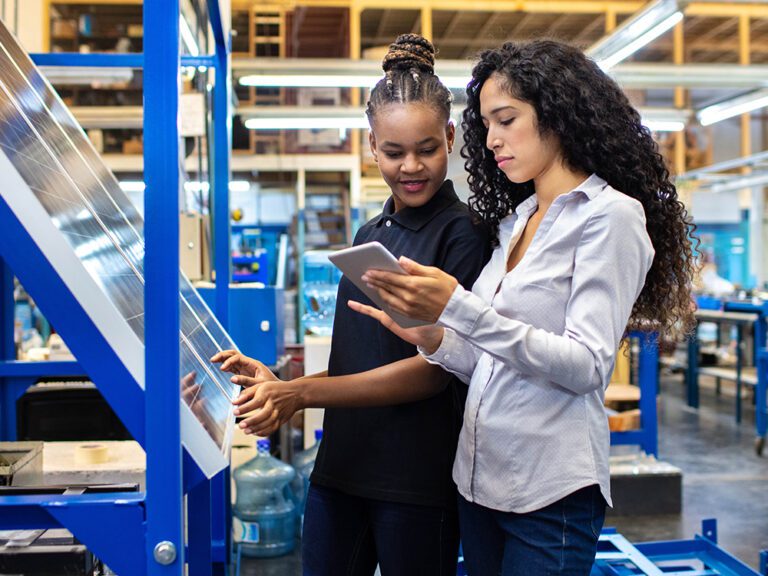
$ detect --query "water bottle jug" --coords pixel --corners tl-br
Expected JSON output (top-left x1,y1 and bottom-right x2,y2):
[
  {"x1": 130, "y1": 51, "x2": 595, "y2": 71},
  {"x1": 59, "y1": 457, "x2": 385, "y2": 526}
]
[
  {"x1": 233, "y1": 439, "x2": 297, "y2": 557},
  {"x1": 291, "y1": 429, "x2": 323, "y2": 532}
]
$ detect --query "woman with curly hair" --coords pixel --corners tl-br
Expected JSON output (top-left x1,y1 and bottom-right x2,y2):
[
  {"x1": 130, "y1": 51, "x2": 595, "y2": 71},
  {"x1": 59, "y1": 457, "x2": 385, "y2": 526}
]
[{"x1": 351, "y1": 39, "x2": 696, "y2": 574}]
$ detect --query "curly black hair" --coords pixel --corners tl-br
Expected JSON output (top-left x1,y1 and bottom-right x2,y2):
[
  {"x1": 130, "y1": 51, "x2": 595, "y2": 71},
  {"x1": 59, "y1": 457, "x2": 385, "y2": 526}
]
[
  {"x1": 366, "y1": 34, "x2": 452, "y2": 124},
  {"x1": 461, "y1": 39, "x2": 697, "y2": 338}
]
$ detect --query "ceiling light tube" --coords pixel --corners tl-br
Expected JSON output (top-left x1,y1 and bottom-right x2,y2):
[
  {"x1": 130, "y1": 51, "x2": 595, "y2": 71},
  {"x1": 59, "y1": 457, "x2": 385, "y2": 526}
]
[
  {"x1": 588, "y1": 0, "x2": 686, "y2": 70},
  {"x1": 642, "y1": 120, "x2": 685, "y2": 132},
  {"x1": 245, "y1": 117, "x2": 370, "y2": 130},
  {"x1": 697, "y1": 88, "x2": 768, "y2": 126}
]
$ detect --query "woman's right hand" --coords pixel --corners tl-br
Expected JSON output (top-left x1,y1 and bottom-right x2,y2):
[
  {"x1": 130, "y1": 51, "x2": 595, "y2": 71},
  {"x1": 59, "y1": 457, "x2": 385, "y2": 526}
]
[
  {"x1": 347, "y1": 300, "x2": 445, "y2": 355},
  {"x1": 210, "y1": 350, "x2": 276, "y2": 381}
]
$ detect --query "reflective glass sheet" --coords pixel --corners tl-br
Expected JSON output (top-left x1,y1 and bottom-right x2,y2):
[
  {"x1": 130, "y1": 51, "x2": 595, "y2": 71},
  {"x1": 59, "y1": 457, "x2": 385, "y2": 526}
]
[{"x1": 0, "y1": 20, "x2": 238, "y2": 452}]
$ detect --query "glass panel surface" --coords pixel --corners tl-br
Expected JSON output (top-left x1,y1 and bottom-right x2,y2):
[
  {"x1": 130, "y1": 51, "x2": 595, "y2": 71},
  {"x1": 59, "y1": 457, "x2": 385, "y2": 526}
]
[{"x1": 0, "y1": 20, "x2": 237, "y2": 451}]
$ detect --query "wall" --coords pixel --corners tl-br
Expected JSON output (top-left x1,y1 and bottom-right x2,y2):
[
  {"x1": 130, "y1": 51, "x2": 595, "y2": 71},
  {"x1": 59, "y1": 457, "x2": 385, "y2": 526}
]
[{"x1": 5, "y1": 0, "x2": 44, "y2": 52}]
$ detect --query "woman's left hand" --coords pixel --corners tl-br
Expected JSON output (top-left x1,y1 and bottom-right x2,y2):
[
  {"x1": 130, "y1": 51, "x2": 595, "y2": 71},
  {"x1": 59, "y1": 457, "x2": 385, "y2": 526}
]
[
  {"x1": 231, "y1": 376, "x2": 304, "y2": 437},
  {"x1": 362, "y1": 256, "x2": 459, "y2": 323}
]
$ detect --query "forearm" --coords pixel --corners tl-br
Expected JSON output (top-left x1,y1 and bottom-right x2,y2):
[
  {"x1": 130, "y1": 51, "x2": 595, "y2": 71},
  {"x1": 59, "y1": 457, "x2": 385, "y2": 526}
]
[{"x1": 297, "y1": 355, "x2": 449, "y2": 408}]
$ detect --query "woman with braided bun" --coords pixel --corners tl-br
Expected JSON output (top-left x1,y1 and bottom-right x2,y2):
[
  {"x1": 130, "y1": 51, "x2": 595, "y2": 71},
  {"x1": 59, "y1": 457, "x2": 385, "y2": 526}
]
[
  {"x1": 212, "y1": 33, "x2": 489, "y2": 575},
  {"x1": 351, "y1": 39, "x2": 697, "y2": 575}
]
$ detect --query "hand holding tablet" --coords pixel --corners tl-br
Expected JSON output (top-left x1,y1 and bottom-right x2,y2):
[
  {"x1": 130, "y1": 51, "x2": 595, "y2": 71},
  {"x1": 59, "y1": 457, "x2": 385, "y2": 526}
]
[{"x1": 328, "y1": 242, "x2": 432, "y2": 329}]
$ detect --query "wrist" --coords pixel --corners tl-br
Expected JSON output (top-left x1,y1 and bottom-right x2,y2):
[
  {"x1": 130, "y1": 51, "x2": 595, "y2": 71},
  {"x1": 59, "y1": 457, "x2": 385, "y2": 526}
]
[
  {"x1": 423, "y1": 327, "x2": 445, "y2": 356},
  {"x1": 290, "y1": 378, "x2": 309, "y2": 410}
]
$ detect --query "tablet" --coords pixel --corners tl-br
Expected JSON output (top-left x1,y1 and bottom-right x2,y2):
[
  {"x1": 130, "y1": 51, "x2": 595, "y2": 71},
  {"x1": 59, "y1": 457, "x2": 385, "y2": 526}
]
[{"x1": 328, "y1": 242, "x2": 432, "y2": 329}]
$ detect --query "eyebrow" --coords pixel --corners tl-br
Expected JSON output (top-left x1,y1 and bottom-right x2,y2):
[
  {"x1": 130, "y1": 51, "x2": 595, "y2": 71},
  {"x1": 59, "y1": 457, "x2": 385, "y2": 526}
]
[
  {"x1": 380, "y1": 137, "x2": 439, "y2": 148},
  {"x1": 480, "y1": 105, "x2": 519, "y2": 120}
]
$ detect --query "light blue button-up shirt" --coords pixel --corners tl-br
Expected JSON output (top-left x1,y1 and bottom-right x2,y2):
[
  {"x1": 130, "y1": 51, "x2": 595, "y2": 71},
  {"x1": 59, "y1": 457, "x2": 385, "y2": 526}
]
[{"x1": 423, "y1": 174, "x2": 654, "y2": 513}]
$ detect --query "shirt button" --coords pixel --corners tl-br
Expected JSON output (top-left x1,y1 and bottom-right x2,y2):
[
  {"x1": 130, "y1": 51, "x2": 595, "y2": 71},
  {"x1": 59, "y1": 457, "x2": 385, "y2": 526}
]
[
  {"x1": 385, "y1": 220, "x2": 392, "y2": 227},
  {"x1": 444, "y1": 354, "x2": 451, "y2": 360}
]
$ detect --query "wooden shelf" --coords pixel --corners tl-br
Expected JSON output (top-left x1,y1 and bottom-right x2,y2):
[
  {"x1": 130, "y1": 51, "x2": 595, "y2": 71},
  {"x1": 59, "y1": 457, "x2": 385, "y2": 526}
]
[{"x1": 698, "y1": 366, "x2": 758, "y2": 386}]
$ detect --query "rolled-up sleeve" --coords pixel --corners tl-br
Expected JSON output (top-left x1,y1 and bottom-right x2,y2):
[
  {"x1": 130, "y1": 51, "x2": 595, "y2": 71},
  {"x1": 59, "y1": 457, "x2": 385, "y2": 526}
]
[{"x1": 435, "y1": 200, "x2": 654, "y2": 396}]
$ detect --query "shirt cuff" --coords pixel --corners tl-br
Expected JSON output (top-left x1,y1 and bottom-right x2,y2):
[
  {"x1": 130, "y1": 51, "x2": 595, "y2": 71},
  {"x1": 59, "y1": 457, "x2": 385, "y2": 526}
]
[
  {"x1": 437, "y1": 283, "x2": 485, "y2": 336},
  {"x1": 419, "y1": 327, "x2": 462, "y2": 366}
]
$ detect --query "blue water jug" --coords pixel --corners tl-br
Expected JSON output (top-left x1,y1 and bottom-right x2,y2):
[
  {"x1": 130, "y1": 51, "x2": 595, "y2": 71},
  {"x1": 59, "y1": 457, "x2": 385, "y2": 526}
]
[
  {"x1": 291, "y1": 429, "x2": 323, "y2": 533},
  {"x1": 233, "y1": 439, "x2": 297, "y2": 557}
]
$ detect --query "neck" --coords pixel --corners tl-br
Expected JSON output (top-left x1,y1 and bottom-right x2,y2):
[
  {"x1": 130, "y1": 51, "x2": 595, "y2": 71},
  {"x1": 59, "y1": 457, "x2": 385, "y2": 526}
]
[{"x1": 533, "y1": 159, "x2": 590, "y2": 212}]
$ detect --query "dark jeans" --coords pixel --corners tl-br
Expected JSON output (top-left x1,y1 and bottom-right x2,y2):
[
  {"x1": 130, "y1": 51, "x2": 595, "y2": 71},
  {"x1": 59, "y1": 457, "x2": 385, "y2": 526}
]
[
  {"x1": 302, "y1": 483, "x2": 460, "y2": 576},
  {"x1": 458, "y1": 484, "x2": 606, "y2": 576}
]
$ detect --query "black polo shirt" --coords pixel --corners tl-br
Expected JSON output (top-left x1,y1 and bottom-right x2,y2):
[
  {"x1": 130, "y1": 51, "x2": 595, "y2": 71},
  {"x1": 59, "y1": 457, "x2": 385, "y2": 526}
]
[{"x1": 310, "y1": 180, "x2": 491, "y2": 507}]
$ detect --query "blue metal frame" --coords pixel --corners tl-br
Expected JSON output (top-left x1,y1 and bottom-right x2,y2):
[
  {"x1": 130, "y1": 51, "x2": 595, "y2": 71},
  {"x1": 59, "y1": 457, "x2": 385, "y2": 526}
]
[
  {"x1": 0, "y1": 2, "x2": 233, "y2": 574},
  {"x1": 593, "y1": 519, "x2": 768, "y2": 575},
  {"x1": 686, "y1": 303, "x2": 767, "y2": 450},
  {"x1": 610, "y1": 331, "x2": 659, "y2": 457},
  {"x1": 143, "y1": 1, "x2": 183, "y2": 574}
]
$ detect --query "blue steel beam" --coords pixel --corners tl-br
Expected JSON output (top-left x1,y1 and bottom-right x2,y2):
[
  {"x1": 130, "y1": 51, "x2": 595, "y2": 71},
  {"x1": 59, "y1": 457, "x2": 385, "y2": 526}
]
[
  {"x1": 143, "y1": 0, "x2": 184, "y2": 574},
  {"x1": 30, "y1": 53, "x2": 216, "y2": 69},
  {"x1": 212, "y1": 37, "x2": 231, "y2": 327},
  {"x1": 0, "y1": 492, "x2": 146, "y2": 576},
  {"x1": 0, "y1": 360, "x2": 83, "y2": 377}
]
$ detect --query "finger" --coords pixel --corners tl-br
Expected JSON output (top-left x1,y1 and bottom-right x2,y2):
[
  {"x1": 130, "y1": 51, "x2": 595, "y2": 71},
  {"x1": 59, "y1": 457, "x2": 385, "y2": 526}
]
[
  {"x1": 232, "y1": 386, "x2": 256, "y2": 405},
  {"x1": 233, "y1": 393, "x2": 268, "y2": 415},
  {"x1": 252, "y1": 417, "x2": 281, "y2": 437},
  {"x1": 239, "y1": 406, "x2": 274, "y2": 430},
  {"x1": 398, "y1": 256, "x2": 437, "y2": 277},
  {"x1": 210, "y1": 349, "x2": 236, "y2": 363},
  {"x1": 362, "y1": 269, "x2": 411, "y2": 289},
  {"x1": 220, "y1": 354, "x2": 244, "y2": 372},
  {"x1": 251, "y1": 409, "x2": 281, "y2": 436},
  {"x1": 348, "y1": 300, "x2": 386, "y2": 322},
  {"x1": 231, "y1": 374, "x2": 272, "y2": 388},
  {"x1": 348, "y1": 301, "x2": 398, "y2": 332}
]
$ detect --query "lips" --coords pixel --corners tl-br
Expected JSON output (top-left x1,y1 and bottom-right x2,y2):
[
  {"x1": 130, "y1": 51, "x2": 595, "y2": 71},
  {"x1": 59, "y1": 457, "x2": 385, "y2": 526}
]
[
  {"x1": 400, "y1": 179, "x2": 428, "y2": 193},
  {"x1": 495, "y1": 156, "x2": 513, "y2": 167}
]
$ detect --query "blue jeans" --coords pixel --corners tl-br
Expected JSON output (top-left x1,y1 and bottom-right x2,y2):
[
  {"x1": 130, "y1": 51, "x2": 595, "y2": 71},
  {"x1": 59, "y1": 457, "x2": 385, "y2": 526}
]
[
  {"x1": 302, "y1": 483, "x2": 460, "y2": 576},
  {"x1": 458, "y1": 484, "x2": 606, "y2": 576}
]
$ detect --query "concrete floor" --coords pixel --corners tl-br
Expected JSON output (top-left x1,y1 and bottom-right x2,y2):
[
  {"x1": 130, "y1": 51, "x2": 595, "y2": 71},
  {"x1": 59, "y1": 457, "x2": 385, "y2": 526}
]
[{"x1": 240, "y1": 372, "x2": 768, "y2": 574}]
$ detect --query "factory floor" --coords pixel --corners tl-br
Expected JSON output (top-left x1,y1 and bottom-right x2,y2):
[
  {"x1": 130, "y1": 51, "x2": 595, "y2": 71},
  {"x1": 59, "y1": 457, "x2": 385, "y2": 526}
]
[{"x1": 239, "y1": 371, "x2": 768, "y2": 574}]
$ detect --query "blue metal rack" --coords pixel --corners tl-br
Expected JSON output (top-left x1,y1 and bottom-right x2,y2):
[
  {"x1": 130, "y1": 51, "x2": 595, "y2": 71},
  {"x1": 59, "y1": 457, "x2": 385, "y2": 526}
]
[
  {"x1": 593, "y1": 519, "x2": 768, "y2": 575},
  {"x1": 0, "y1": 2, "x2": 233, "y2": 574},
  {"x1": 685, "y1": 299, "x2": 767, "y2": 455},
  {"x1": 610, "y1": 331, "x2": 659, "y2": 457}
]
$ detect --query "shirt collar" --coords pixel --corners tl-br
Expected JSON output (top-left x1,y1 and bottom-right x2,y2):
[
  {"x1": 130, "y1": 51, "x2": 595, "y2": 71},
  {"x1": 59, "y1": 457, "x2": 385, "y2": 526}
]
[
  {"x1": 513, "y1": 173, "x2": 608, "y2": 217},
  {"x1": 373, "y1": 180, "x2": 459, "y2": 232}
]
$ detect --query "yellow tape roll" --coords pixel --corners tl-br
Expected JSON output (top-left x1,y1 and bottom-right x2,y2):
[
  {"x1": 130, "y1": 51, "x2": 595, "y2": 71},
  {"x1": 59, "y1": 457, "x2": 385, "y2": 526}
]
[{"x1": 74, "y1": 443, "x2": 109, "y2": 465}]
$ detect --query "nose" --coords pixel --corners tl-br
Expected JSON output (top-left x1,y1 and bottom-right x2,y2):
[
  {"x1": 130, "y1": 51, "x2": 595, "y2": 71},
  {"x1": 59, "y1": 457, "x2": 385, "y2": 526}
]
[
  {"x1": 486, "y1": 127, "x2": 502, "y2": 152},
  {"x1": 401, "y1": 153, "x2": 423, "y2": 174}
]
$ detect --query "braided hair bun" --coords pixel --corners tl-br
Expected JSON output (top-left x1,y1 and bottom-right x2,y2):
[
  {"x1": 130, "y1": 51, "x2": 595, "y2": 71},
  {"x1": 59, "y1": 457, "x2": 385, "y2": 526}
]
[{"x1": 382, "y1": 34, "x2": 435, "y2": 75}]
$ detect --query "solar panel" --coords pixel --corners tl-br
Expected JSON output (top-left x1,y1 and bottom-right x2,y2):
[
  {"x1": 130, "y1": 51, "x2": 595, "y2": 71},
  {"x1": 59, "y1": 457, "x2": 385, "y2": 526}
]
[{"x1": 0, "y1": 20, "x2": 238, "y2": 477}]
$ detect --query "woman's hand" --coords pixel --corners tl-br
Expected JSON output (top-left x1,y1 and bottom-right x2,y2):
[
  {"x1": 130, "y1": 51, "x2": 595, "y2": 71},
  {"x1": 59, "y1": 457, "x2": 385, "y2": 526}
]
[
  {"x1": 211, "y1": 350, "x2": 277, "y2": 383},
  {"x1": 347, "y1": 300, "x2": 445, "y2": 355},
  {"x1": 230, "y1": 376, "x2": 304, "y2": 437},
  {"x1": 362, "y1": 256, "x2": 458, "y2": 323}
]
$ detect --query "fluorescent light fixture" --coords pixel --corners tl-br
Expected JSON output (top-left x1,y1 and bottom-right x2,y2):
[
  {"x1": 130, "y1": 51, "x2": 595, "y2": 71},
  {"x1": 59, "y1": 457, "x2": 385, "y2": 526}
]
[
  {"x1": 697, "y1": 88, "x2": 768, "y2": 126},
  {"x1": 643, "y1": 120, "x2": 685, "y2": 132},
  {"x1": 121, "y1": 181, "x2": 249, "y2": 193},
  {"x1": 246, "y1": 117, "x2": 369, "y2": 130},
  {"x1": 229, "y1": 180, "x2": 250, "y2": 193},
  {"x1": 588, "y1": 0, "x2": 685, "y2": 70},
  {"x1": 638, "y1": 106, "x2": 690, "y2": 132},
  {"x1": 179, "y1": 15, "x2": 200, "y2": 57},
  {"x1": 243, "y1": 106, "x2": 369, "y2": 130},
  {"x1": 239, "y1": 73, "x2": 469, "y2": 90},
  {"x1": 40, "y1": 67, "x2": 133, "y2": 85},
  {"x1": 240, "y1": 74, "x2": 381, "y2": 89},
  {"x1": 119, "y1": 181, "x2": 146, "y2": 193}
]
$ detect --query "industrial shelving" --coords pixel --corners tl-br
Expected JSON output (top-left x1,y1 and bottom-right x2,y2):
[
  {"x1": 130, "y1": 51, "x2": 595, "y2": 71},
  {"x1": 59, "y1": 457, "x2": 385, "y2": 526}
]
[{"x1": 0, "y1": 1, "x2": 234, "y2": 574}]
